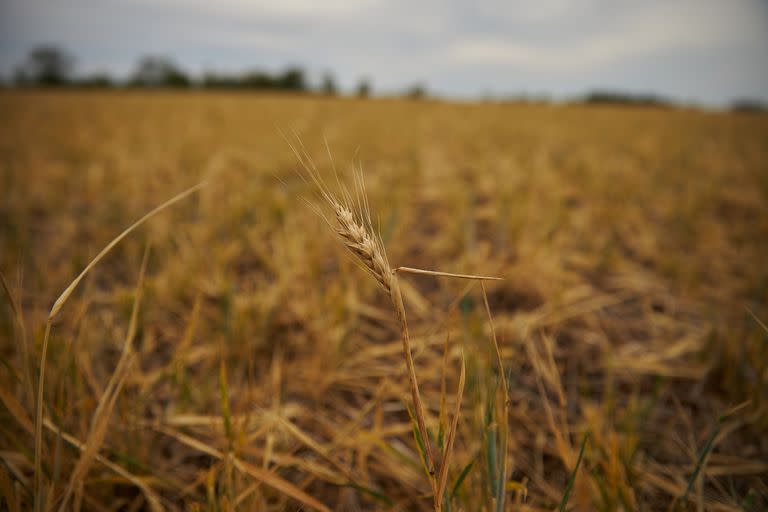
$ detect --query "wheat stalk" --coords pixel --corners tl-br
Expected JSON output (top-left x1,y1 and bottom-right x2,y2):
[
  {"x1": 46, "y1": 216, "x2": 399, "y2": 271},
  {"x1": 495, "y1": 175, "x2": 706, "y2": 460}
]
[
  {"x1": 287, "y1": 139, "x2": 439, "y2": 501},
  {"x1": 328, "y1": 195, "x2": 437, "y2": 480},
  {"x1": 290, "y1": 139, "x2": 504, "y2": 511}
]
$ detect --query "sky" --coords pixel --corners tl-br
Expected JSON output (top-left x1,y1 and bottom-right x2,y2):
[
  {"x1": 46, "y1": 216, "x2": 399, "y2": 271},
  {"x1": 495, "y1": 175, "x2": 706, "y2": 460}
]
[{"x1": 1, "y1": 0, "x2": 767, "y2": 106}]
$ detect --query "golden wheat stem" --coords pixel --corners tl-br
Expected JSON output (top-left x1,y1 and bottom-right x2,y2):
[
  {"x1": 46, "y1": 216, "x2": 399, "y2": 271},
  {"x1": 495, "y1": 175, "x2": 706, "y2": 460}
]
[
  {"x1": 390, "y1": 272, "x2": 436, "y2": 478},
  {"x1": 396, "y1": 266, "x2": 503, "y2": 281},
  {"x1": 327, "y1": 196, "x2": 437, "y2": 494}
]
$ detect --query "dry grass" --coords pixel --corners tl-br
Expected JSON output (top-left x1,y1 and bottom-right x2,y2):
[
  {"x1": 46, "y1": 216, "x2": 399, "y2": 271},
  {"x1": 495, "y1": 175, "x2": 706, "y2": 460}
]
[{"x1": 0, "y1": 90, "x2": 767, "y2": 511}]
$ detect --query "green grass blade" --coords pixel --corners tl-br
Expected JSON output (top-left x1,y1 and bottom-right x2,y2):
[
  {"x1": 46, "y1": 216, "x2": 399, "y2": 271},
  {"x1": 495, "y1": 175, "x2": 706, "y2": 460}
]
[
  {"x1": 558, "y1": 432, "x2": 589, "y2": 512},
  {"x1": 681, "y1": 421, "x2": 721, "y2": 503},
  {"x1": 486, "y1": 425, "x2": 498, "y2": 499},
  {"x1": 405, "y1": 403, "x2": 431, "y2": 477},
  {"x1": 412, "y1": 422, "x2": 429, "y2": 475},
  {"x1": 450, "y1": 460, "x2": 475, "y2": 500},
  {"x1": 345, "y1": 482, "x2": 394, "y2": 507}
]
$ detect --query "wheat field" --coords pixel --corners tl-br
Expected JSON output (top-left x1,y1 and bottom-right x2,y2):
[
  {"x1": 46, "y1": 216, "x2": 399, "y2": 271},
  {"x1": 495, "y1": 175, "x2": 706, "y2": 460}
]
[{"x1": 1, "y1": 90, "x2": 767, "y2": 511}]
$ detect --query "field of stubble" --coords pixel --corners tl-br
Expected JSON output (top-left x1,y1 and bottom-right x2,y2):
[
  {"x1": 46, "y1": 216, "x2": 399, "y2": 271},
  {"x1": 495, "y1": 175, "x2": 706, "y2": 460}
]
[{"x1": 1, "y1": 91, "x2": 767, "y2": 511}]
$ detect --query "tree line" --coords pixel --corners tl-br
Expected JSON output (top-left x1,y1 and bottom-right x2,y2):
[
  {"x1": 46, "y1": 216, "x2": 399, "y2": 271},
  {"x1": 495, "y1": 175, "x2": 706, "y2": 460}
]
[
  {"x1": 7, "y1": 45, "x2": 373, "y2": 97},
  {"x1": 3, "y1": 45, "x2": 766, "y2": 111}
]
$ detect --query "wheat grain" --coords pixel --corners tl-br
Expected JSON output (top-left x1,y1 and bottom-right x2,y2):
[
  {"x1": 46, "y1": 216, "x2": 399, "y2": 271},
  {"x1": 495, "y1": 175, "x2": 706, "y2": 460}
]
[{"x1": 329, "y1": 198, "x2": 392, "y2": 293}]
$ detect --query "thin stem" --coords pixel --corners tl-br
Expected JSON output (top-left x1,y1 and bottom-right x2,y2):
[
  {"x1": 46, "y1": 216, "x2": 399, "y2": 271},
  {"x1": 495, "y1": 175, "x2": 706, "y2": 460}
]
[
  {"x1": 396, "y1": 266, "x2": 503, "y2": 282},
  {"x1": 34, "y1": 320, "x2": 52, "y2": 512},
  {"x1": 390, "y1": 274, "x2": 436, "y2": 482}
]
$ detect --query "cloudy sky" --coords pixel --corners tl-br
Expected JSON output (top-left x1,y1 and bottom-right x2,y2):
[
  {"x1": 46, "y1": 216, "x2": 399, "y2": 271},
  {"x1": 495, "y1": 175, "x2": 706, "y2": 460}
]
[{"x1": 1, "y1": 0, "x2": 767, "y2": 105}]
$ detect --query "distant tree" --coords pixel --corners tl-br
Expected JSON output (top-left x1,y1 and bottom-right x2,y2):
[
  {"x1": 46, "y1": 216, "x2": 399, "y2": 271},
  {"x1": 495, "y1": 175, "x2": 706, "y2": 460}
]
[
  {"x1": 202, "y1": 72, "x2": 239, "y2": 89},
  {"x1": 356, "y1": 78, "x2": 371, "y2": 98},
  {"x1": 201, "y1": 73, "x2": 220, "y2": 88},
  {"x1": 77, "y1": 73, "x2": 114, "y2": 88},
  {"x1": 731, "y1": 99, "x2": 767, "y2": 113},
  {"x1": 320, "y1": 72, "x2": 337, "y2": 95},
  {"x1": 276, "y1": 67, "x2": 306, "y2": 91},
  {"x1": 15, "y1": 45, "x2": 74, "y2": 86},
  {"x1": 129, "y1": 56, "x2": 190, "y2": 88},
  {"x1": 201, "y1": 68, "x2": 308, "y2": 91},
  {"x1": 404, "y1": 83, "x2": 427, "y2": 100},
  {"x1": 239, "y1": 71, "x2": 277, "y2": 89},
  {"x1": 583, "y1": 90, "x2": 669, "y2": 107}
]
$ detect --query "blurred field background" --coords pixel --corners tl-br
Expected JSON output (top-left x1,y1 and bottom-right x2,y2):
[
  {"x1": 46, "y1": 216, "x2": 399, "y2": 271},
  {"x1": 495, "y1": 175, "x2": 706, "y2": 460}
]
[{"x1": 1, "y1": 90, "x2": 768, "y2": 511}]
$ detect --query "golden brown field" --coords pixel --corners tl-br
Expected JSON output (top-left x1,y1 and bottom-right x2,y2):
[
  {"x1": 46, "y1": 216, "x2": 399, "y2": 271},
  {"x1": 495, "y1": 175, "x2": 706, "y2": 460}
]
[{"x1": 1, "y1": 91, "x2": 767, "y2": 511}]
